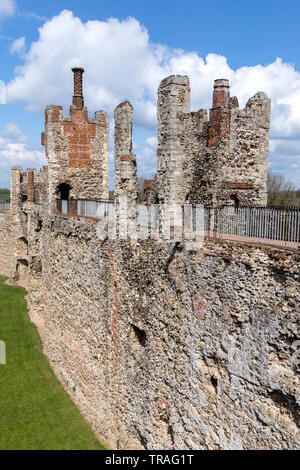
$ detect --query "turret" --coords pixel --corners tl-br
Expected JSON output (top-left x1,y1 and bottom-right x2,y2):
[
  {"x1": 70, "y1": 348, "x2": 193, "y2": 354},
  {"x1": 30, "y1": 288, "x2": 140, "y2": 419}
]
[{"x1": 42, "y1": 67, "x2": 109, "y2": 214}]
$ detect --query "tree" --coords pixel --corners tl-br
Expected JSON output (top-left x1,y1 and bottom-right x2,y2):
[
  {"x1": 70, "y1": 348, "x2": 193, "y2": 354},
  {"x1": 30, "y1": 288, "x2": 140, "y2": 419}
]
[{"x1": 267, "y1": 170, "x2": 299, "y2": 207}]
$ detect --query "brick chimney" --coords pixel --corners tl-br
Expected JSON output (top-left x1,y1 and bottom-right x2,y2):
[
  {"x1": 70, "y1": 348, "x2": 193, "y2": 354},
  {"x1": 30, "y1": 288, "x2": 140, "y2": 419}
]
[
  {"x1": 72, "y1": 67, "x2": 84, "y2": 110},
  {"x1": 212, "y1": 79, "x2": 230, "y2": 108},
  {"x1": 208, "y1": 79, "x2": 231, "y2": 147},
  {"x1": 27, "y1": 169, "x2": 35, "y2": 203}
]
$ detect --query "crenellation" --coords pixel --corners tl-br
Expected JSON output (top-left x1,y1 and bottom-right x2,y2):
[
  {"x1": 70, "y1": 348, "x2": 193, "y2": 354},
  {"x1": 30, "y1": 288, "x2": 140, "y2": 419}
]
[
  {"x1": 41, "y1": 68, "x2": 109, "y2": 213},
  {"x1": 114, "y1": 101, "x2": 138, "y2": 237},
  {"x1": 157, "y1": 75, "x2": 191, "y2": 206},
  {"x1": 13, "y1": 70, "x2": 271, "y2": 215},
  {"x1": 0, "y1": 69, "x2": 291, "y2": 451}
]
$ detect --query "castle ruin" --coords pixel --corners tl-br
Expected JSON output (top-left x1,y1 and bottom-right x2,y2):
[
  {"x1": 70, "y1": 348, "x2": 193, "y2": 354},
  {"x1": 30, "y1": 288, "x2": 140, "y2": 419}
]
[{"x1": 0, "y1": 69, "x2": 299, "y2": 450}]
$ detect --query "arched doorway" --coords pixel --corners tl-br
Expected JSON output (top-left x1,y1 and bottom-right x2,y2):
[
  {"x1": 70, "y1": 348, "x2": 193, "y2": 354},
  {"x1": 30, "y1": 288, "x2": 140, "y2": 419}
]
[
  {"x1": 228, "y1": 193, "x2": 239, "y2": 208},
  {"x1": 56, "y1": 183, "x2": 71, "y2": 214},
  {"x1": 16, "y1": 259, "x2": 29, "y2": 287},
  {"x1": 57, "y1": 183, "x2": 71, "y2": 200}
]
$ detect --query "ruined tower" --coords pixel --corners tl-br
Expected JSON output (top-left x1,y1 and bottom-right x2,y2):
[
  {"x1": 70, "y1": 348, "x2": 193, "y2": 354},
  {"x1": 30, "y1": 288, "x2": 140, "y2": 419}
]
[
  {"x1": 114, "y1": 101, "x2": 138, "y2": 238},
  {"x1": 189, "y1": 78, "x2": 271, "y2": 206},
  {"x1": 41, "y1": 67, "x2": 109, "y2": 213},
  {"x1": 155, "y1": 75, "x2": 271, "y2": 207},
  {"x1": 156, "y1": 75, "x2": 191, "y2": 206}
]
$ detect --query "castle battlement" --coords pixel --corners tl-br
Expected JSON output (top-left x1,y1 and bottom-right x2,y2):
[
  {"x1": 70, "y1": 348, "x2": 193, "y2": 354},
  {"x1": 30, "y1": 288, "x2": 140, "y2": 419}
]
[
  {"x1": 10, "y1": 68, "x2": 271, "y2": 216},
  {"x1": 1, "y1": 70, "x2": 299, "y2": 452}
]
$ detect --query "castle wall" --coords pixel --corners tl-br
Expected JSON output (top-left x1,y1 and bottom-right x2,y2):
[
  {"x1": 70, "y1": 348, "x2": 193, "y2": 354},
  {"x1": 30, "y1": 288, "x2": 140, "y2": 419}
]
[
  {"x1": 33, "y1": 214, "x2": 300, "y2": 450},
  {"x1": 0, "y1": 212, "x2": 14, "y2": 277},
  {"x1": 155, "y1": 76, "x2": 271, "y2": 207},
  {"x1": 156, "y1": 75, "x2": 191, "y2": 205},
  {"x1": 2, "y1": 71, "x2": 286, "y2": 451}
]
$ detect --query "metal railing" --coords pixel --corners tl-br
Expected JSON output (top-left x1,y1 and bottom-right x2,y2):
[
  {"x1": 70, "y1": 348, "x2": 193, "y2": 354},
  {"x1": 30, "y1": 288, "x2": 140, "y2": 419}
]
[
  {"x1": 205, "y1": 206, "x2": 300, "y2": 249},
  {"x1": 0, "y1": 202, "x2": 10, "y2": 211},
  {"x1": 56, "y1": 198, "x2": 115, "y2": 217},
  {"x1": 54, "y1": 199, "x2": 300, "y2": 250},
  {"x1": 77, "y1": 199, "x2": 115, "y2": 218}
]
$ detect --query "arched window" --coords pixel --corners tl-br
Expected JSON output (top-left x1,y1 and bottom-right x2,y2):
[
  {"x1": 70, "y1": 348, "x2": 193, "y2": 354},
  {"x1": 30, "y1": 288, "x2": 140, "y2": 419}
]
[
  {"x1": 57, "y1": 183, "x2": 71, "y2": 200},
  {"x1": 229, "y1": 193, "x2": 239, "y2": 207},
  {"x1": 15, "y1": 259, "x2": 29, "y2": 287}
]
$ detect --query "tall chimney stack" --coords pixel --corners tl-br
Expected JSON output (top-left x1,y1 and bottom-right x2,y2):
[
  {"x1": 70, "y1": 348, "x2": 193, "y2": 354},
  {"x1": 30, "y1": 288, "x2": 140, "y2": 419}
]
[
  {"x1": 72, "y1": 67, "x2": 84, "y2": 110},
  {"x1": 212, "y1": 79, "x2": 230, "y2": 108}
]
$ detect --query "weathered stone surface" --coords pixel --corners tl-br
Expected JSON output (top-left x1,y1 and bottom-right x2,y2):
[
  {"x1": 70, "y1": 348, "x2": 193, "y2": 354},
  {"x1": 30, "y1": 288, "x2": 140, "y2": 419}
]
[
  {"x1": 30, "y1": 216, "x2": 298, "y2": 450},
  {"x1": 114, "y1": 101, "x2": 138, "y2": 237},
  {"x1": 155, "y1": 76, "x2": 271, "y2": 207},
  {"x1": 1, "y1": 71, "x2": 297, "y2": 451},
  {"x1": 0, "y1": 212, "x2": 14, "y2": 276},
  {"x1": 41, "y1": 68, "x2": 109, "y2": 213}
]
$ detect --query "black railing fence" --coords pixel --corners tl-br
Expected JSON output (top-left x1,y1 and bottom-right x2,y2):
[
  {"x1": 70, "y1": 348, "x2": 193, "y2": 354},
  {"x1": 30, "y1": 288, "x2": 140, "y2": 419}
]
[
  {"x1": 51, "y1": 199, "x2": 300, "y2": 249},
  {"x1": 0, "y1": 202, "x2": 10, "y2": 211},
  {"x1": 204, "y1": 206, "x2": 300, "y2": 248}
]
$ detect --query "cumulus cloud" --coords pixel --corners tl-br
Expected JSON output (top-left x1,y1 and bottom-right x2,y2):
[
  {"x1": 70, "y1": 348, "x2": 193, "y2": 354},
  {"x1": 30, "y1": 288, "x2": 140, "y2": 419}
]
[
  {"x1": 10, "y1": 36, "x2": 25, "y2": 54},
  {"x1": 0, "y1": 0, "x2": 16, "y2": 18},
  {"x1": 135, "y1": 136, "x2": 158, "y2": 179},
  {"x1": 2, "y1": 121, "x2": 27, "y2": 142},
  {"x1": 0, "y1": 123, "x2": 46, "y2": 187},
  {"x1": 20, "y1": 11, "x2": 47, "y2": 22},
  {"x1": 269, "y1": 139, "x2": 300, "y2": 187},
  {"x1": 4, "y1": 9, "x2": 300, "y2": 186}
]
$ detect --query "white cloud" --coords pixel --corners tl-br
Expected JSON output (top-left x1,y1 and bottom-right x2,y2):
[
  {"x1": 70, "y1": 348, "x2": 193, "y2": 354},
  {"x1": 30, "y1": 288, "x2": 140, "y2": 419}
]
[
  {"x1": 2, "y1": 121, "x2": 27, "y2": 142},
  {"x1": 10, "y1": 36, "x2": 25, "y2": 54},
  {"x1": 0, "y1": 0, "x2": 16, "y2": 18},
  {"x1": 145, "y1": 136, "x2": 158, "y2": 149},
  {"x1": 20, "y1": 11, "x2": 47, "y2": 22},
  {"x1": 0, "y1": 80, "x2": 5, "y2": 104},
  {"x1": 4, "y1": 9, "x2": 300, "y2": 187},
  {"x1": 0, "y1": 123, "x2": 46, "y2": 186},
  {"x1": 135, "y1": 136, "x2": 157, "y2": 179}
]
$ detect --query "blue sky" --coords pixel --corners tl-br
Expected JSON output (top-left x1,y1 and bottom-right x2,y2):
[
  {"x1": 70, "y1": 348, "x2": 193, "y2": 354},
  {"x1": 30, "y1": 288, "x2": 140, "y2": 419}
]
[{"x1": 0, "y1": 0, "x2": 300, "y2": 188}]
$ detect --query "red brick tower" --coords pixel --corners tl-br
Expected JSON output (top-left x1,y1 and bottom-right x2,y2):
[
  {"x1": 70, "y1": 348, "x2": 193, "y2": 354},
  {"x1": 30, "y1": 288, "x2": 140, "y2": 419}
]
[{"x1": 42, "y1": 67, "x2": 109, "y2": 213}]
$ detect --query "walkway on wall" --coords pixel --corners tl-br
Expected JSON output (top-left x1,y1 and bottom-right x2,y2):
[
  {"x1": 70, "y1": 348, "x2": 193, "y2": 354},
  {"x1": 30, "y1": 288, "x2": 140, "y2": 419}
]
[
  {"x1": 49, "y1": 200, "x2": 300, "y2": 249},
  {"x1": 204, "y1": 206, "x2": 300, "y2": 250},
  {"x1": 28, "y1": 200, "x2": 300, "y2": 251}
]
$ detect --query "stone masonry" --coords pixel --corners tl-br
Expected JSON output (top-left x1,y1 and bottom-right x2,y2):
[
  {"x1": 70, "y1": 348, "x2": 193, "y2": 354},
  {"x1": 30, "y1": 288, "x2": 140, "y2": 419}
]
[
  {"x1": 41, "y1": 67, "x2": 109, "y2": 213},
  {"x1": 154, "y1": 75, "x2": 271, "y2": 208},
  {"x1": 114, "y1": 101, "x2": 139, "y2": 238},
  {"x1": 0, "y1": 70, "x2": 298, "y2": 450}
]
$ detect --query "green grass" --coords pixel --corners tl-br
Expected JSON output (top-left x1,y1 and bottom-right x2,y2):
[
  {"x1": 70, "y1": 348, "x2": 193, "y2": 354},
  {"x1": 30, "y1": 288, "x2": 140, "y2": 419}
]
[
  {"x1": 0, "y1": 194, "x2": 9, "y2": 202},
  {"x1": 0, "y1": 276, "x2": 106, "y2": 450}
]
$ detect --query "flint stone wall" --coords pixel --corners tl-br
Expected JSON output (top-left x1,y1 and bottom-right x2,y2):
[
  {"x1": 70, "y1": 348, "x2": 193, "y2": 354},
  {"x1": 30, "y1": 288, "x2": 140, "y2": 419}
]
[
  {"x1": 0, "y1": 212, "x2": 14, "y2": 276},
  {"x1": 35, "y1": 214, "x2": 300, "y2": 450}
]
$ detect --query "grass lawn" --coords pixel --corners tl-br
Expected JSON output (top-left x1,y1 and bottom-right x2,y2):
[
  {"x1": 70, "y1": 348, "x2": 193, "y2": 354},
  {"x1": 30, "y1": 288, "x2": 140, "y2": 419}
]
[
  {"x1": 0, "y1": 194, "x2": 9, "y2": 202},
  {"x1": 0, "y1": 275, "x2": 106, "y2": 450}
]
